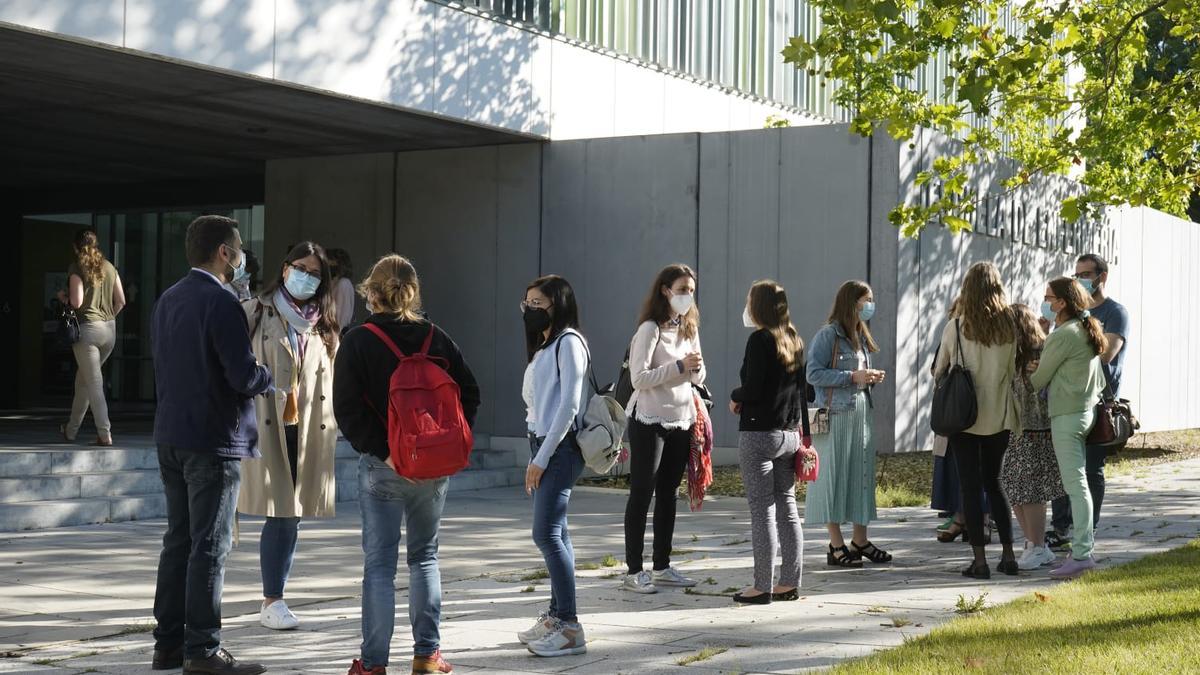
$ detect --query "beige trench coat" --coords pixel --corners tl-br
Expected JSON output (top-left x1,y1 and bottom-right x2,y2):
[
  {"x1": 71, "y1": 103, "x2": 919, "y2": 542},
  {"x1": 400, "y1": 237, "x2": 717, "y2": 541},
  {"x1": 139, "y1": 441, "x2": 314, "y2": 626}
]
[{"x1": 237, "y1": 296, "x2": 338, "y2": 519}]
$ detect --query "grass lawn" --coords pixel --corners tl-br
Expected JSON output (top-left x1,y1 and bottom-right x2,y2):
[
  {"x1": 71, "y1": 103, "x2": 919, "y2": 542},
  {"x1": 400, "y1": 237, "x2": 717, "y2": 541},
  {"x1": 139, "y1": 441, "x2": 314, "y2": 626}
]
[
  {"x1": 831, "y1": 538, "x2": 1200, "y2": 674},
  {"x1": 582, "y1": 429, "x2": 1200, "y2": 508}
]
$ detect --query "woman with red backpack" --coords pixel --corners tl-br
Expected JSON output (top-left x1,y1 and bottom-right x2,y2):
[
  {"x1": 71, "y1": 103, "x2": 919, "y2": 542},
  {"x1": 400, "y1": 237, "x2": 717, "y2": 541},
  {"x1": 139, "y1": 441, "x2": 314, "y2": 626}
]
[{"x1": 333, "y1": 254, "x2": 480, "y2": 675}]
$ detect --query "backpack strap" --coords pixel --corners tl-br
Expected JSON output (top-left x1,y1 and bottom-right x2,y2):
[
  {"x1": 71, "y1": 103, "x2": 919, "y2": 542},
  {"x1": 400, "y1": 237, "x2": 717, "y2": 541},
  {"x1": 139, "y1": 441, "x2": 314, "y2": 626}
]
[
  {"x1": 362, "y1": 323, "x2": 404, "y2": 360},
  {"x1": 419, "y1": 325, "x2": 435, "y2": 356}
]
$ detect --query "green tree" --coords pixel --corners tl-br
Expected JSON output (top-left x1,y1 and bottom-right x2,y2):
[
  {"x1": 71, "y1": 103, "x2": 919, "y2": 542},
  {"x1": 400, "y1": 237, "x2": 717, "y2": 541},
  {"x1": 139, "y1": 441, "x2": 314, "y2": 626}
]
[{"x1": 782, "y1": 0, "x2": 1200, "y2": 236}]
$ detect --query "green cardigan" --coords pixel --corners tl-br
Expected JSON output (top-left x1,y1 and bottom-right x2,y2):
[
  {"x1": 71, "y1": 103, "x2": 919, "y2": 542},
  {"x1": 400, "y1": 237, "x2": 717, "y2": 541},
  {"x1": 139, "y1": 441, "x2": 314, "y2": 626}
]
[{"x1": 1030, "y1": 320, "x2": 1107, "y2": 418}]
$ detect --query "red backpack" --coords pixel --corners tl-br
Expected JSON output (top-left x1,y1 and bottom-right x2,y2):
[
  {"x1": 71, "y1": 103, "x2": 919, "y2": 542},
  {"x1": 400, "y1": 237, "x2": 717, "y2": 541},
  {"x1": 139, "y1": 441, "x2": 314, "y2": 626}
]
[{"x1": 362, "y1": 323, "x2": 473, "y2": 479}]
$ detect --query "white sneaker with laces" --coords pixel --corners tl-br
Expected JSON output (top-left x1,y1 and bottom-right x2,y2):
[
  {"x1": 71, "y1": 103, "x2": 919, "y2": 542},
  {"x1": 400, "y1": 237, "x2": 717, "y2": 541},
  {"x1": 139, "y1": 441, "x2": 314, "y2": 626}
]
[
  {"x1": 1033, "y1": 545, "x2": 1058, "y2": 568},
  {"x1": 652, "y1": 566, "x2": 697, "y2": 588},
  {"x1": 260, "y1": 599, "x2": 299, "y2": 630},
  {"x1": 621, "y1": 570, "x2": 657, "y2": 594},
  {"x1": 526, "y1": 621, "x2": 587, "y2": 657},
  {"x1": 518, "y1": 613, "x2": 559, "y2": 645}
]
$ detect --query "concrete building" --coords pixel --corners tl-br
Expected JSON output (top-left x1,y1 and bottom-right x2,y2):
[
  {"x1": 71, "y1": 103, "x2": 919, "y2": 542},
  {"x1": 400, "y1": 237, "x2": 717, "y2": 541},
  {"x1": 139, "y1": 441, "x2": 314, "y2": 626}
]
[{"x1": 2, "y1": 1, "x2": 1194, "y2": 467}]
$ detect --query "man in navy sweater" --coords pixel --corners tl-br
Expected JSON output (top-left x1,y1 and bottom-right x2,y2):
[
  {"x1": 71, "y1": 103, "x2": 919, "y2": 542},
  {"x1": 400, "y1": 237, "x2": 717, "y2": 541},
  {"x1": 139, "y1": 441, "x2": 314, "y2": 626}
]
[{"x1": 150, "y1": 215, "x2": 272, "y2": 675}]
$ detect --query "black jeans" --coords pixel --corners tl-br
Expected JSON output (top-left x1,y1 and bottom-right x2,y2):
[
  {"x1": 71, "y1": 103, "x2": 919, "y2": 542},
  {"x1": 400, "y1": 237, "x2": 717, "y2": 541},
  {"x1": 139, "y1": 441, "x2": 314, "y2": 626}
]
[
  {"x1": 153, "y1": 445, "x2": 242, "y2": 659},
  {"x1": 949, "y1": 431, "x2": 1013, "y2": 548},
  {"x1": 1050, "y1": 444, "x2": 1107, "y2": 532},
  {"x1": 623, "y1": 417, "x2": 691, "y2": 574}
]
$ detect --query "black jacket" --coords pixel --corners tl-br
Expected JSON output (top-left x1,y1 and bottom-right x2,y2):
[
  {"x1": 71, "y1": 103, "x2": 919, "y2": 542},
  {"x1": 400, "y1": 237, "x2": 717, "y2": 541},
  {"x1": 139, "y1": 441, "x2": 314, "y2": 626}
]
[
  {"x1": 152, "y1": 270, "x2": 273, "y2": 456},
  {"x1": 333, "y1": 315, "x2": 480, "y2": 461},
  {"x1": 730, "y1": 329, "x2": 807, "y2": 432}
]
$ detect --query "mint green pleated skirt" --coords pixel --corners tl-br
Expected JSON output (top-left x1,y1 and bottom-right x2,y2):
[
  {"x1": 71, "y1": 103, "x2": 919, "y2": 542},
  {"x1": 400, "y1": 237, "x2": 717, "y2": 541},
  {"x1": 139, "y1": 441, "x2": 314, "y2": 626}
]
[{"x1": 805, "y1": 392, "x2": 876, "y2": 526}]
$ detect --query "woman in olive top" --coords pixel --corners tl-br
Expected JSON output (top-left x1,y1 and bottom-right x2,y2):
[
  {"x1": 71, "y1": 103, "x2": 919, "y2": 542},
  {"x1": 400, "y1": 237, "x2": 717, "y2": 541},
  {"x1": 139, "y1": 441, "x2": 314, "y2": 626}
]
[
  {"x1": 1031, "y1": 277, "x2": 1108, "y2": 580},
  {"x1": 63, "y1": 229, "x2": 125, "y2": 446}
]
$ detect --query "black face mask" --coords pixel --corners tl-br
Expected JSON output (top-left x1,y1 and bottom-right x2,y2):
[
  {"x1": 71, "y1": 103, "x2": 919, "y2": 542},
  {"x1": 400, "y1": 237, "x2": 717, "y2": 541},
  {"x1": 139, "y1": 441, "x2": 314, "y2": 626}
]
[{"x1": 523, "y1": 307, "x2": 551, "y2": 333}]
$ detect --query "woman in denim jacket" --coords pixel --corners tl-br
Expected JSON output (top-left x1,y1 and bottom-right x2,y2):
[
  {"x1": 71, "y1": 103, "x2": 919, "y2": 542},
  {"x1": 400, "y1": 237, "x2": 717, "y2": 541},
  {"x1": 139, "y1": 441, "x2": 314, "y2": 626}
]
[{"x1": 805, "y1": 280, "x2": 892, "y2": 567}]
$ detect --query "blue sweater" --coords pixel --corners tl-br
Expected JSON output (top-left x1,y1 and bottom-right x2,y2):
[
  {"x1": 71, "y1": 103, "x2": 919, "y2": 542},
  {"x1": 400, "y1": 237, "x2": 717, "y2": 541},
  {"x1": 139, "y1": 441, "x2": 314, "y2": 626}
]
[{"x1": 151, "y1": 270, "x2": 273, "y2": 457}]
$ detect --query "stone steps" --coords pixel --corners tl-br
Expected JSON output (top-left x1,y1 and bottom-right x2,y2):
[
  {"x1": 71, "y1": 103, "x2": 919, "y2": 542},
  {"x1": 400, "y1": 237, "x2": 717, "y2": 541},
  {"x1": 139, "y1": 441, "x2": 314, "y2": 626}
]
[{"x1": 0, "y1": 435, "x2": 522, "y2": 531}]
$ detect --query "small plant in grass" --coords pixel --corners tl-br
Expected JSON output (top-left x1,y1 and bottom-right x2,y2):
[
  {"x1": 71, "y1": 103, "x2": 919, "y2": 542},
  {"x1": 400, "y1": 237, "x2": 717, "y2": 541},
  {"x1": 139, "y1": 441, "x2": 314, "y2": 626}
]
[
  {"x1": 521, "y1": 569, "x2": 550, "y2": 582},
  {"x1": 601, "y1": 554, "x2": 619, "y2": 567},
  {"x1": 114, "y1": 622, "x2": 156, "y2": 636},
  {"x1": 577, "y1": 561, "x2": 601, "y2": 570},
  {"x1": 890, "y1": 616, "x2": 913, "y2": 628},
  {"x1": 704, "y1": 577, "x2": 717, "y2": 585},
  {"x1": 722, "y1": 586, "x2": 741, "y2": 594},
  {"x1": 691, "y1": 533, "x2": 699, "y2": 543},
  {"x1": 955, "y1": 592, "x2": 989, "y2": 615},
  {"x1": 676, "y1": 646, "x2": 729, "y2": 666},
  {"x1": 866, "y1": 606, "x2": 887, "y2": 614},
  {"x1": 671, "y1": 548, "x2": 695, "y2": 556},
  {"x1": 521, "y1": 585, "x2": 535, "y2": 593}
]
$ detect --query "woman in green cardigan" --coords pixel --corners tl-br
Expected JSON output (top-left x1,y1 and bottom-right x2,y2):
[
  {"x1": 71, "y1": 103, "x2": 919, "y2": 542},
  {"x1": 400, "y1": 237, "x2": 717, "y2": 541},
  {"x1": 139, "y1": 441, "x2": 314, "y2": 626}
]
[{"x1": 1030, "y1": 277, "x2": 1108, "y2": 580}]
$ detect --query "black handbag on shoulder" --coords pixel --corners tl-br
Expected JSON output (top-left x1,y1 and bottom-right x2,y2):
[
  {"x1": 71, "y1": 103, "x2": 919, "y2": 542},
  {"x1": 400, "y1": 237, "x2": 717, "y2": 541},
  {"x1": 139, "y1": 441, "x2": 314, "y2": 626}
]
[
  {"x1": 56, "y1": 308, "x2": 81, "y2": 348},
  {"x1": 930, "y1": 318, "x2": 978, "y2": 435}
]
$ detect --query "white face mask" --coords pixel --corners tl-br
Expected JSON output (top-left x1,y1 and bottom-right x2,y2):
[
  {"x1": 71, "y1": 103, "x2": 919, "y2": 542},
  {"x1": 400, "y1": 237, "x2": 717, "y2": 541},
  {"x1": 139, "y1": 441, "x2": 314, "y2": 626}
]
[
  {"x1": 669, "y1": 292, "x2": 694, "y2": 316},
  {"x1": 742, "y1": 306, "x2": 756, "y2": 328}
]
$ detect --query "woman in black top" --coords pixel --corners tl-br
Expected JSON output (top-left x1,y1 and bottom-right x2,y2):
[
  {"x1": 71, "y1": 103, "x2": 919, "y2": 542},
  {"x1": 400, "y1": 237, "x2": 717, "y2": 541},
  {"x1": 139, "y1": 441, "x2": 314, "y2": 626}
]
[{"x1": 728, "y1": 280, "x2": 807, "y2": 604}]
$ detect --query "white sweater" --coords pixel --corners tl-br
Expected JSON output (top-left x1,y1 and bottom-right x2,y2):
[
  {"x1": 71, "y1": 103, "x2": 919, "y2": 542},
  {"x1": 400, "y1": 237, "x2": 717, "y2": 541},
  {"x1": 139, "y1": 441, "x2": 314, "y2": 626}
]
[{"x1": 625, "y1": 320, "x2": 706, "y2": 429}]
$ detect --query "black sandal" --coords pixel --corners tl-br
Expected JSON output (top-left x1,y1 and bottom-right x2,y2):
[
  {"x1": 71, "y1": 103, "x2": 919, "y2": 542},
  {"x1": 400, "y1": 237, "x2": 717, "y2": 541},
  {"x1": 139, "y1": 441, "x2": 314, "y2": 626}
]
[
  {"x1": 850, "y1": 540, "x2": 893, "y2": 564},
  {"x1": 962, "y1": 560, "x2": 991, "y2": 579},
  {"x1": 997, "y1": 558, "x2": 1019, "y2": 576},
  {"x1": 826, "y1": 544, "x2": 864, "y2": 568}
]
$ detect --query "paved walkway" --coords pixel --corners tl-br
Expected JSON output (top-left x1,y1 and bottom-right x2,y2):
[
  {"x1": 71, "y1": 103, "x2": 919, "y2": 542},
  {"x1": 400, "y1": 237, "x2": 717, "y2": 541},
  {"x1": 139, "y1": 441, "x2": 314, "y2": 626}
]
[{"x1": 2, "y1": 456, "x2": 1199, "y2": 674}]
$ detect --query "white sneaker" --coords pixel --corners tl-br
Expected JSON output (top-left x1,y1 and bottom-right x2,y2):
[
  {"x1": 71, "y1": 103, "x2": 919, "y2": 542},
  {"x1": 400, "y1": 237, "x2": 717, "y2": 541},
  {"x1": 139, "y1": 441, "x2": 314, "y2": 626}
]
[
  {"x1": 621, "y1": 570, "x2": 657, "y2": 594},
  {"x1": 526, "y1": 621, "x2": 587, "y2": 657},
  {"x1": 518, "y1": 613, "x2": 559, "y2": 645},
  {"x1": 1033, "y1": 545, "x2": 1058, "y2": 568},
  {"x1": 652, "y1": 566, "x2": 697, "y2": 588},
  {"x1": 260, "y1": 599, "x2": 299, "y2": 630},
  {"x1": 1017, "y1": 544, "x2": 1041, "y2": 570}
]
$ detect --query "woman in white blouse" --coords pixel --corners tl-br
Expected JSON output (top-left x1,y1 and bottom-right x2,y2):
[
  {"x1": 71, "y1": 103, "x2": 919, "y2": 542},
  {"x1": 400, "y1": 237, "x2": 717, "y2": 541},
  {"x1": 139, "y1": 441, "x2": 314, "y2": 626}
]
[{"x1": 621, "y1": 263, "x2": 707, "y2": 594}]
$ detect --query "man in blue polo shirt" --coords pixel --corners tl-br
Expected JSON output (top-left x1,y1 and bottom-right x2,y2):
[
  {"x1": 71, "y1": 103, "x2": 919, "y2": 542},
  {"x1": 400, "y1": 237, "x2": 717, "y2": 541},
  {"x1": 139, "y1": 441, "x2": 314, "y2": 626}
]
[
  {"x1": 150, "y1": 215, "x2": 273, "y2": 674},
  {"x1": 1047, "y1": 252, "x2": 1130, "y2": 550}
]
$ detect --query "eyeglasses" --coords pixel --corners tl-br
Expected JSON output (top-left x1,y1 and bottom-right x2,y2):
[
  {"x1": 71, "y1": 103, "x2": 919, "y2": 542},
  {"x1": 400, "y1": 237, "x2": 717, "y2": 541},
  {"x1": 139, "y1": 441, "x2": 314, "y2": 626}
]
[
  {"x1": 289, "y1": 263, "x2": 319, "y2": 276},
  {"x1": 519, "y1": 300, "x2": 548, "y2": 313},
  {"x1": 1072, "y1": 272, "x2": 1097, "y2": 280}
]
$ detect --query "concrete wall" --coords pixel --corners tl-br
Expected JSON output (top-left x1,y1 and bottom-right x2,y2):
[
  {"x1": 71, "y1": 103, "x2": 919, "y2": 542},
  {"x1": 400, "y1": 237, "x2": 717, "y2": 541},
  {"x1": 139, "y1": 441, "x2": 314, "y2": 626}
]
[{"x1": 0, "y1": 0, "x2": 822, "y2": 140}]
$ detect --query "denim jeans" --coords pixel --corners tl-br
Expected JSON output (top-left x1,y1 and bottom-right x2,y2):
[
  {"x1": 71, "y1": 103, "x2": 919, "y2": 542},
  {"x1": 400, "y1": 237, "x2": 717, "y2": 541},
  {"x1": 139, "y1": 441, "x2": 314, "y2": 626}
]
[
  {"x1": 153, "y1": 445, "x2": 241, "y2": 659},
  {"x1": 1050, "y1": 444, "x2": 1107, "y2": 532},
  {"x1": 531, "y1": 435, "x2": 585, "y2": 623},
  {"x1": 358, "y1": 454, "x2": 449, "y2": 668},
  {"x1": 261, "y1": 425, "x2": 300, "y2": 598}
]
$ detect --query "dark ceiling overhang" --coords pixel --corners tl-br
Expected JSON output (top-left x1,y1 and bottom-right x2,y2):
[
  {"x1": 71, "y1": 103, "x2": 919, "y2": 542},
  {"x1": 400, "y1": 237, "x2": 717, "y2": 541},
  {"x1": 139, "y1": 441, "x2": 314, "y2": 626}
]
[{"x1": 0, "y1": 23, "x2": 537, "y2": 196}]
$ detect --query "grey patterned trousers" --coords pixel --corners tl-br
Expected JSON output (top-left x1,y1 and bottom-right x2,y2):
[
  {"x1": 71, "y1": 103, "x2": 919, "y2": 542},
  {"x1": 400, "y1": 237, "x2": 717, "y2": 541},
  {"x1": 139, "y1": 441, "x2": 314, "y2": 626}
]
[{"x1": 737, "y1": 430, "x2": 803, "y2": 592}]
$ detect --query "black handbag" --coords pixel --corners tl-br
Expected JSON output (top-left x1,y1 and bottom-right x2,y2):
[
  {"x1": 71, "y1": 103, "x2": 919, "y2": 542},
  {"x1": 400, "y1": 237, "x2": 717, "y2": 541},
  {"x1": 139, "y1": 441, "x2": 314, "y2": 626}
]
[
  {"x1": 1087, "y1": 382, "x2": 1139, "y2": 451},
  {"x1": 930, "y1": 318, "x2": 978, "y2": 435},
  {"x1": 56, "y1": 308, "x2": 81, "y2": 348}
]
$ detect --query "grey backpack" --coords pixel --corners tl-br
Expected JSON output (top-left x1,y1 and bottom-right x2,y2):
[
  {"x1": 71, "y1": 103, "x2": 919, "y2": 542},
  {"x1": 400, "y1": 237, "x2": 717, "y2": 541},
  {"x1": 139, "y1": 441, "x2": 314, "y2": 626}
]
[{"x1": 555, "y1": 333, "x2": 628, "y2": 473}]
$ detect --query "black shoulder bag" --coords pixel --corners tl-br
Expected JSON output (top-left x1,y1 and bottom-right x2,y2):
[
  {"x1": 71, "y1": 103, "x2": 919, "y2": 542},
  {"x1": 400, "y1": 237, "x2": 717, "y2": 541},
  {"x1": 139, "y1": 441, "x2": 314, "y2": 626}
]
[{"x1": 930, "y1": 318, "x2": 978, "y2": 435}]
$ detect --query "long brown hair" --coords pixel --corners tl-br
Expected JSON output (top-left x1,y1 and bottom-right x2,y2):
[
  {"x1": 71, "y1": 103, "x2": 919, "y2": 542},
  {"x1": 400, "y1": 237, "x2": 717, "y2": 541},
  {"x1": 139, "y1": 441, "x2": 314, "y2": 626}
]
[
  {"x1": 1048, "y1": 277, "x2": 1108, "y2": 356},
  {"x1": 262, "y1": 241, "x2": 339, "y2": 357},
  {"x1": 826, "y1": 280, "x2": 878, "y2": 353},
  {"x1": 957, "y1": 262, "x2": 1015, "y2": 346},
  {"x1": 73, "y1": 229, "x2": 106, "y2": 285},
  {"x1": 1010, "y1": 303, "x2": 1046, "y2": 375},
  {"x1": 637, "y1": 264, "x2": 699, "y2": 340},
  {"x1": 748, "y1": 280, "x2": 805, "y2": 372}
]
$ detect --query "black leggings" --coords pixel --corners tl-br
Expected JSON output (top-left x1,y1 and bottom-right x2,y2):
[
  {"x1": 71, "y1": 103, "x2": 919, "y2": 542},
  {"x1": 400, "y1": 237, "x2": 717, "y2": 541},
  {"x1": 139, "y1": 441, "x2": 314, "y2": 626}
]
[
  {"x1": 950, "y1": 431, "x2": 1013, "y2": 547},
  {"x1": 623, "y1": 417, "x2": 691, "y2": 574}
]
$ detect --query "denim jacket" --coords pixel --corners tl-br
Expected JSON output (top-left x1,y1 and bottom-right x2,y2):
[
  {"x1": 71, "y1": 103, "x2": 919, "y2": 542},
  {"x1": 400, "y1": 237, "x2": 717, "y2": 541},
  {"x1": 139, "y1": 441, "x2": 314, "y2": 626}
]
[{"x1": 806, "y1": 322, "x2": 873, "y2": 412}]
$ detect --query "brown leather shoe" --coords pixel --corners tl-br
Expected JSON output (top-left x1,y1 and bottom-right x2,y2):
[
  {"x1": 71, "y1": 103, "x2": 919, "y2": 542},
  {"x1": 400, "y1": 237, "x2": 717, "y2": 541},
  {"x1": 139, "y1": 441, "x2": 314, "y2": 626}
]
[
  {"x1": 152, "y1": 645, "x2": 184, "y2": 670},
  {"x1": 182, "y1": 647, "x2": 266, "y2": 674}
]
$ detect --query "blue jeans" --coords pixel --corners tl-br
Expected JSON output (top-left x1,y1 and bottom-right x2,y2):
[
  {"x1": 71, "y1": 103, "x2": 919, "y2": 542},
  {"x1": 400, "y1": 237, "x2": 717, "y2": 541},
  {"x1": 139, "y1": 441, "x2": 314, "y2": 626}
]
[
  {"x1": 261, "y1": 517, "x2": 301, "y2": 598},
  {"x1": 531, "y1": 436, "x2": 585, "y2": 623},
  {"x1": 1050, "y1": 444, "x2": 1107, "y2": 532},
  {"x1": 358, "y1": 454, "x2": 449, "y2": 667},
  {"x1": 153, "y1": 446, "x2": 241, "y2": 659}
]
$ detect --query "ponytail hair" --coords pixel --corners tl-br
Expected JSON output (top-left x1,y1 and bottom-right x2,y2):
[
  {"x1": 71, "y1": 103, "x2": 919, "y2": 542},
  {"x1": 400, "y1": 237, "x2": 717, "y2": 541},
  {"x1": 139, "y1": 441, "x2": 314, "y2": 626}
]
[
  {"x1": 73, "y1": 229, "x2": 106, "y2": 285},
  {"x1": 1048, "y1": 277, "x2": 1108, "y2": 356}
]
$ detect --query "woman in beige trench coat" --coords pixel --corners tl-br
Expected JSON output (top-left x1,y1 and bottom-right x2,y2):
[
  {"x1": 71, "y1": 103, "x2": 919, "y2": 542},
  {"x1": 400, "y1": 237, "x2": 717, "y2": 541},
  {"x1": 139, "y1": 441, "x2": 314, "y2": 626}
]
[{"x1": 239, "y1": 241, "x2": 340, "y2": 631}]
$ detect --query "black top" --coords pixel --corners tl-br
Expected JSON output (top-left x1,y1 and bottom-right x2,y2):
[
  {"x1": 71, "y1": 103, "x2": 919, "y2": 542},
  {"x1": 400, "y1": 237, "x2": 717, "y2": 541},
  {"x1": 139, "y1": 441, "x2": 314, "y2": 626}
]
[
  {"x1": 730, "y1": 329, "x2": 807, "y2": 432},
  {"x1": 152, "y1": 270, "x2": 273, "y2": 457},
  {"x1": 333, "y1": 314, "x2": 481, "y2": 461}
]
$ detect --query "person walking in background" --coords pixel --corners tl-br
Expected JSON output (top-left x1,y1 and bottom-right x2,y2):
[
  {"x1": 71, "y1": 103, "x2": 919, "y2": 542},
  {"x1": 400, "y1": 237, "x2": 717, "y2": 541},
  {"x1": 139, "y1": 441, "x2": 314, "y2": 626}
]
[
  {"x1": 62, "y1": 229, "x2": 125, "y2": 446},
  {"x1": 150, "y1": 215, "x2": 271, "y2": 675},
  {"x1": 1031, "y1": 277, "x2": 1109, "y2": 580},
  {"x1": 327, "y1": 248, "x2": 358, "y2": 332},
  {"x1": 1047, "y1": 253, "x2": 1130, "y2": 548},
  {"x1": 729, "y1": 280, "x2": 806, "y2": 604},
  {"x1": 806, "y1": 280, "x2": 891, "y2": 568},
  {"x1": 517, "y1": 275, "x2": 590, "y2": 657},
  {"x1": 334, "y1": 254, "x2": 477, "y2": 675},
  {"x1": 1002, "y1": 303, "x2": 1065, "y2": 570},
  {"x1": 239, "y1": 242, "x2": 341, "y2": 631},
  {"x1": 622, "y1": 264, "x2": 707, "y2": 594},
  {"x1": 933, "y1": 262, "x2": 1020, "y2": 579}
]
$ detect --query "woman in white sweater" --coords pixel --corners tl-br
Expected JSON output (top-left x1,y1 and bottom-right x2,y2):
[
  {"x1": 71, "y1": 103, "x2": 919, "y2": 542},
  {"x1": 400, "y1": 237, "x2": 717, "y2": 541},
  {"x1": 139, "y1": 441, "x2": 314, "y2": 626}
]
[{"x1": 622, "y1": 264, "x2": 707, "y2": 594}]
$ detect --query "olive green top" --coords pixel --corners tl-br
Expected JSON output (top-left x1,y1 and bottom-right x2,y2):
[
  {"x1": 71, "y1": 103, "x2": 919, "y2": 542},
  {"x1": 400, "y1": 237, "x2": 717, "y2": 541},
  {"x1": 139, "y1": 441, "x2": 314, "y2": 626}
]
[
  {"x1": 68, "y1": 260, "x2": 118, "y2": 323},
  {"x1": 1030, "y1": 319, "x2": 1107, "y2": 418}
]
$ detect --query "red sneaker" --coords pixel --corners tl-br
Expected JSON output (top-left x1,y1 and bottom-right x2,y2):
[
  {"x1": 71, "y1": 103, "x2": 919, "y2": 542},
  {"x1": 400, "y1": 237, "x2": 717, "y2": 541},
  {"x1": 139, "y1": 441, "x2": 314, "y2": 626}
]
[
  {"x1": 411, "y1": 650, "x2": 454, "y2": 674},
  {"x1": 347, "y1": 658, "x2": 386, "y2": 675}
]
